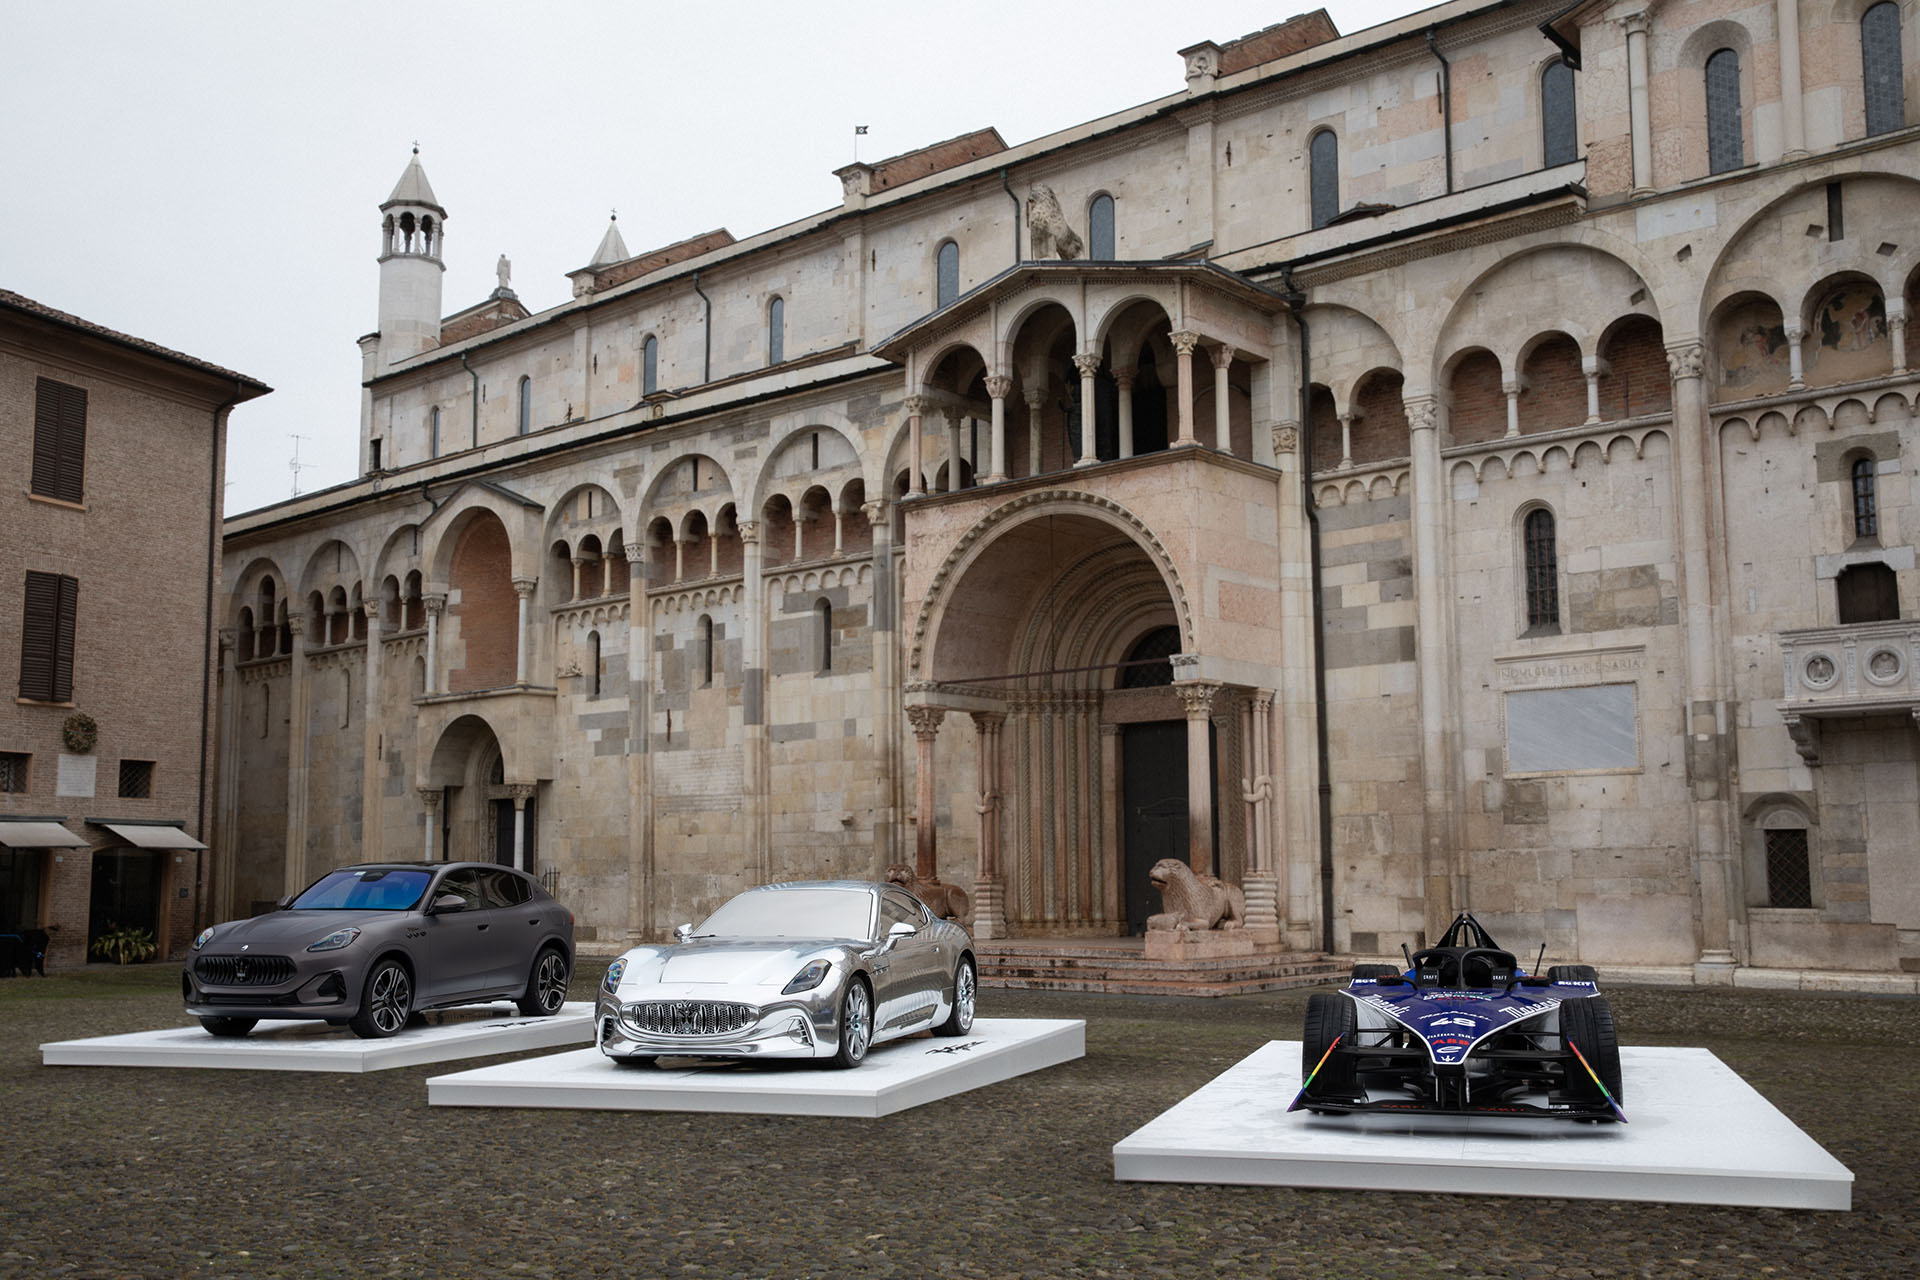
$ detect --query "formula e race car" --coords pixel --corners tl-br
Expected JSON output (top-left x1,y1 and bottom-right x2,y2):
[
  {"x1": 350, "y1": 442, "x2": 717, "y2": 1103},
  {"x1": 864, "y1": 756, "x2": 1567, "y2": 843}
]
[{"x1": 1290, "y1": 913, "x2": 1626, "y2": 1123}]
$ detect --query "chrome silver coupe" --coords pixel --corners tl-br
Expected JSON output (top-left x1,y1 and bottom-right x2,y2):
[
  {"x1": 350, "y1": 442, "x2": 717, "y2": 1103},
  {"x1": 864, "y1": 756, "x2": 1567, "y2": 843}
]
[
  {"x1": 183, "y1": 861, "x2": 575, "y2": 1039},
  {"x1": 596, "y1": 880, "x2": 976, "y2": 1068}
]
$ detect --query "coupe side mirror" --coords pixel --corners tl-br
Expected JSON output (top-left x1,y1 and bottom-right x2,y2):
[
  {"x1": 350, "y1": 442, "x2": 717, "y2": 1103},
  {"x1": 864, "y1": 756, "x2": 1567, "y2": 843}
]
[
  {"x1": 274, "y1": 894, "x2": 293, "y2": 911},
  {"x1": 674, "y1": 923, "x2": 694, "y2": 942},
  {"x1": 428, "y1": 893, "x2": 467, "y2": 914},
  {"x1": 881, "y1": 921, "x2": 916, "y2": 951}
]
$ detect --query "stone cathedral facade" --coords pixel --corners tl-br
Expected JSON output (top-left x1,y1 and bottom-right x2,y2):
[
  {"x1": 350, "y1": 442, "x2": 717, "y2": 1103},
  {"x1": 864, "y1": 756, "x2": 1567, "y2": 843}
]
[{"x1": 219, "y1": 0, "x2": 1920, "y2": 977}]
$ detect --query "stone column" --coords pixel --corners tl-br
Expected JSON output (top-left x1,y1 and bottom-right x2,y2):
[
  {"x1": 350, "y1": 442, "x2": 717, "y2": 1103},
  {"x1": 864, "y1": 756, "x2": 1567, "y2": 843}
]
[
  {"x1": 213, "y1": 628, "x2": 241, "y2": 921},
  {"x1": 1072, "y1": 354, "x2": 1101, "y2": 466},
  {"x1": 283, "y1": 611, "x2": 311, "y2": 896},
  {"x1": 673, "y1": 537, "x2": 687, "y2": 582},
  {"x1": 599, "y1": 552, "x2": 613, "y2": 597},
  {"x1": 1889, "y1": 302, "x2": 1909, "y2": 375},
  {"x1": 419, "y1": 787, "x2": 442, "y2": 862},
  {"x1": 1112, "y1": 367, "x2": 1136, "y2": 459},
  {"x1": 792, "y1": 511, "x2": 809, "y2": 562},
  {"x1": 1778, "y1": 0, "x2": 1807, "y2": 159},
  {"x1": 864, "y1": 499, "x2": 900, "y2": 871},
  {"x1": 907, "y1": 705, "x2": 946, "y2": 881},
  {"x1": 1503, "y1": 380, "x2": 1522, "y2": 438},
  {"x1": 905, "y1": 395, "x2": 927, "y2": 496},
  {"x1": 1175, "y1": 680, "x2": 1220, "y2": 876},
  {"x1": 944, "y1": 411, "x2": 964, "y2": 491},
  {"x1": 1024, "y1": 388, "x2": 1045, "y2": 477},
  {"x1": 1667, "y1": 343, "x2": 1737, "y2": 977},
  {"x1": 625, "y1": 540, "x2": 654, "y2": 939},
  {"x1": 361, "y1": 603, "x2": 384, "y2": 863},
  {"x1": 1406, "y1": 395, "x2": 1459, "y2": 937},
  {"x1": 831, "y1": 508, "x2": 845, "y2": 557},
  {"x1": 1211, "y1": 345, "x2": 1234, "y2": 452},
  {"x1": 1625, "y1": 12, "x2": 1653, "y2": 195},
  {"x1": 970, "y1": 711, "x2": 1008, "y2": 939},
  {"x1": 1171, "y1": 331, "x2": 1200, "y2": 447},
  {"x1": 1337, "y1": 412, "x2": 1356, "y2": 468},
  {"x1": 1100, "y1": 722, "x2": 1121, "y2": 926},
  {"x1": 424, "y1": 594, "x2": 445, "y2": 695},
  {"x1": 1241, "y1": 690, "x2": 1281, "y2": 937},
  {"x1": 505, "y1": 784, "x2": 536, "y2": 871},
  {"x1": 740, "y1": 520, "x2": 770, "y2": 885},
  {"x1": 570, "y1": 556, "x2": 585, "y2": 600},
  {"x1": 1582, "y1": 356, "x2": 1606, "y2": 424},
  {"x1": 1785, "y1": 324, "x2": 1806, "y2": 391},
  {"x1": 984, "y1": 375, "x2": 1011, "y2": 483},
  {"x1": 513, "y1": 577, "x2": 536, "y2": 685}
]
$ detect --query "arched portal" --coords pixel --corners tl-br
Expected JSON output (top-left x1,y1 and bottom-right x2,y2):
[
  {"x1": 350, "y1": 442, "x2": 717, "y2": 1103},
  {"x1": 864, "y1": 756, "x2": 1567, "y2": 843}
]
[
  {"x1": 425, "y1": 713, "x2": 540, "y2": 870},
  {"x1": 914, "y1": 507, "x2": 1246, "y2": 938}
]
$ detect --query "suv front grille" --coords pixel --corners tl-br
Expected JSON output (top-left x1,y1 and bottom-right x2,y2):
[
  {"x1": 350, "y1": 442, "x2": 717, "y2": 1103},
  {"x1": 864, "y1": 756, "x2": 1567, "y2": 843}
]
[
  {"x1": 624, "y1": 1001, "x2": 758, "y2": 1036},
  {"x1": 195, "y1": 954, "x2": 296, "y2": 986}
]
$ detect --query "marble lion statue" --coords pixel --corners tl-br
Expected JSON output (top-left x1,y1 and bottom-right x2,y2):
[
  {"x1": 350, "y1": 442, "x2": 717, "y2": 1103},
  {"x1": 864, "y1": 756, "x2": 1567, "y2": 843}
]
[
  {"x1": 884, "y1": 864, "x2": 972, "y2": 924},
  {"x1": 1146, "y1": 858, "x2": 1246, "y2": 932},
  {"x1": 1026, "y1": 184, "x2": 1085, "y2": 261}
]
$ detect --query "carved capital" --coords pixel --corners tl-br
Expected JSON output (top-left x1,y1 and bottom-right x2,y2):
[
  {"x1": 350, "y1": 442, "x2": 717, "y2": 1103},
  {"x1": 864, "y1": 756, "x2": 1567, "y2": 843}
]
[
  {"x1": 1620, "y1": 10, "x2": 1651, "y2": 37},
  {"x1": 1403, "y1": 396, "x2": 1438, "y2": 434},
  {"x1": 418, "y1": 787, "x2": 444, "y2": 812},
  {"x1": 906, "y1": 704, "x2": 947, "y2": 740},
  {"x1": 1169, "y1": 330, "x2": 1201, "y2": 357},
  {"x1": 860, "y1": 499, "x2": 888, "y2": 526},
  {"x1": 1210, "y1": 344, "x2": 1236, "y2": 370},
  {"x1": 502, "y1": 783, "x2": 537, "y2": 804},
  {"x1": 736, "y1": 519, "x2": 760, "y2": 545},
  {"x1": 1110, "y1": 365, "x2": 1137, "y2": 391},
  {"x1": 512, "y1": 577, "x2": 538, "y2": 599},
  {"x1": 1272, "y1": 423, "x2": 1299, "y2": 455},
  {"x1": 423, "y1": 593, "x2": 447, "y2": 616},
  {"x1": 969, "y1": 710, "x2": 1007, "y2": 732},
  {"x1": 362, "y1": 600, "x2": 383, "y2": 620},
  {"x1": 1665, "y1": 343, "x2": 1705, "y2": 381},
  {"x1": 984, "y1": 374, "x2": 1013, "y2": 400},
  {"x1": 1023, "y1": 387, "x2": 1046, "y2": 410},
  {"x1": 903, "y1": 394, "x2": 929, "y2": 419},
  {"x1": 625, "y1": 540, "x2": 648, "y2": 563},
  {"x1": 1175, "y1": 681, "x2": 1221, "y2": 718},
  {"x1": 1071, "y1": 353, "x2": 1102, "y2": 379}
]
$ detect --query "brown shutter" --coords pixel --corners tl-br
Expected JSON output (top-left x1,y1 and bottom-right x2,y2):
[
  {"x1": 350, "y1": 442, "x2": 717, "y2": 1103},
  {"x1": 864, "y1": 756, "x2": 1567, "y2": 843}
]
[
  {"x1": 51, "y1": 574, "x2": 78, "y2": 702},
  {"x1": 29, "y1": 379, "x2": 86, "y2": 504},
  {"x1": 18, "y1": 571, "x2": 78, "y2": 703},
  {"x1": 31, "y1": 380, "x2": 62, "y2": 498},
  {"x1": 56, "y1": 383, "x2": 87, "y2": 504}
]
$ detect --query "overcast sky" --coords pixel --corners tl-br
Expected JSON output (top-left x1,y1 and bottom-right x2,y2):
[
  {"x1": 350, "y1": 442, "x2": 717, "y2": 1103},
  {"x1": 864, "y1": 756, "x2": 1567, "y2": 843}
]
[{"x1": 3, "y1": 0, "x2": 1419, "y2": 515}]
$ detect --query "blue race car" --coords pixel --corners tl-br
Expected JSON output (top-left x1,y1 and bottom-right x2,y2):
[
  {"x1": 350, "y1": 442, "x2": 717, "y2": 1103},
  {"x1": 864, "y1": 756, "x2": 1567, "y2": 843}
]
[{"x1": 1291, "y1": 913, "x2": 1626, "y2": 1123}]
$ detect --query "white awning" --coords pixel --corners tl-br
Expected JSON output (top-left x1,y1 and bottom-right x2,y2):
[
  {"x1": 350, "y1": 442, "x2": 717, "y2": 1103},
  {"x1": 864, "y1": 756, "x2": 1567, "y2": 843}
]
[
  {"x1": 99, "y1": 823, "x2": 206, "y2": 850},
  {"x1": 0, "y1": 821, "x2": 89, "y2": 848}
]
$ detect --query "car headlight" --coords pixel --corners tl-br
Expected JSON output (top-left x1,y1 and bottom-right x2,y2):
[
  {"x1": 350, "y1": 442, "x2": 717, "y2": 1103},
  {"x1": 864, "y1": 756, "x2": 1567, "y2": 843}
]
[
  {"x1": 306, "y1": 927, "x2": 361, "y2": 953},
  {"x1": 193, "y1": 927, "x2": 215, "y2": 951},
  {"x1": 603, "y1": 958, "x2": 627, "y2": 992},
  {"x1": 782, "y1": 959, "x2": 831, "y2": 994}
]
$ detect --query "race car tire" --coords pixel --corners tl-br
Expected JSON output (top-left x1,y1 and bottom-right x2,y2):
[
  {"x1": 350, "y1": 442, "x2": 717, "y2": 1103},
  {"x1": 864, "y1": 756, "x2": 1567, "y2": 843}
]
[
  {"x1": 1350, "y1": 963, "x2": 1400, "y2": 981},
  {"x1": 1558, "y1": 995, "x2": 1624, "y2": 1106},
  {"x1": 1301, "y1": 992, "x2": 1358, "y2": 1095},
  {"x1": 1547, "y1": 964, "x2": 1598, "y2": 983}
]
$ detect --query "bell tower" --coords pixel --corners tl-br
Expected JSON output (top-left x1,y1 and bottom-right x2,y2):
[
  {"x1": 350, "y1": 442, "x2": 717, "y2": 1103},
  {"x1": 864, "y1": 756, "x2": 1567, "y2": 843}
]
[{"x1": 376, "y1": 147, "x2": 446, "y2": 366}]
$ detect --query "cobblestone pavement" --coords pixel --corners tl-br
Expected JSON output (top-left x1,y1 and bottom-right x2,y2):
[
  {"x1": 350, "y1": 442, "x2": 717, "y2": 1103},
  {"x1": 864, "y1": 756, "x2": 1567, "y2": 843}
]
[{"x1": 2, "y1": 963, "x2": 1916, "y2": 1279}]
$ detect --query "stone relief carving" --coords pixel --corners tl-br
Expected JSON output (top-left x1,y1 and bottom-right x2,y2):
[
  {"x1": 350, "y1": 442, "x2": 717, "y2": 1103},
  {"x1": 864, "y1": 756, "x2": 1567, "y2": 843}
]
[
  {"x1": 1026, "y1": 184, "x2": 1084, "y2": 261},
  {"x1": 1146, "y1": 858, "x2": 1245, "y2": 932},
  {"x1": 885, "y1": 863, "x2": 971, "y2": 924}
]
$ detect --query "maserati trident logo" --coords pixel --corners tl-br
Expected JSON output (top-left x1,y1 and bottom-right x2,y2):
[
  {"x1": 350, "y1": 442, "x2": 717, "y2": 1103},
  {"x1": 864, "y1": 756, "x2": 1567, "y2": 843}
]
[{"x1": 233, "y1": 959, "x2": 251, "y2": 983}]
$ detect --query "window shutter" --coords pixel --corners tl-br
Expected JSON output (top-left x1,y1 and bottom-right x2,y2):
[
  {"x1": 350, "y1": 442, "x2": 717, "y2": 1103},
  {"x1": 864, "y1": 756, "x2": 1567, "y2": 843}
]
[
  {"x1": 19, "y1": 572, "x2": 57, "y2": 701},
  {"x1": 51, "y1": 574, "x2": 78, "y2": 702},
  {"x1": 31, "y1": 381, "x2": 62, "y2": 498},
  {"x1": 30, "y1": 379, "x2": 86, "y2": 503},
  {"x1": 56, "y1": 384, "x2": 86, "y2": 504}
]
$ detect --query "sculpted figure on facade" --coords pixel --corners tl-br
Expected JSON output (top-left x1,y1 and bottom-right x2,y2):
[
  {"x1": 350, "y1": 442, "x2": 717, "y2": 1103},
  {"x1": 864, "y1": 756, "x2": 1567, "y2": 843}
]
[
  {"x1": 1146, "y1": 858, "x2": 1246, "y2": 932},
  {"x1": 1026, "y1": 184, "x2": 1084, "y2": 261},
  {"x1": 885, "y1": 863, "x2": 972, "y2": 924}
]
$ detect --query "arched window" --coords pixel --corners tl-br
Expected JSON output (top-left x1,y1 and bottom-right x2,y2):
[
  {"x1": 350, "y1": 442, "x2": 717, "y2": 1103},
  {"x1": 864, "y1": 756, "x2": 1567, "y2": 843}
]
[
  {"x1": 430, "y1": 406, "x2": 441, "y2": 459},
  {"x1": 768, "y1": 297, "x2": 785, "y2": 366},
  {"x1": 587, "y1": 630, "x2": 602, "y2": 697},
  {"x1": 936, "y1": 241, "x2": 959, "y2": 308},
  {"x1": 1119, "y1": 626, "x2": 1182, "y2": 688},
  {"x1": 1309, "y1": 130, "x2": 1339, "y2": 229},
  {"x1": 1523, "y1": 508, "x2": 1560, "y2": 632},
  {"x1": 642, "y1": 336, "x2": 658, "y2": 396},
  {"x1": 1542, "y1": 59, "x2": 1577, "y2": 166},
  {"x1": 699, "y1": 615, "x2": 714, "y2": 687},
  {"x1": 1705, "y1": 49, "x2": 1743, "y2": 174},
  {"x1": 1089, "y1": 194, "x2": 1115, "y2": 261},
  {"x1": 1759, "y1": 809, "x2": 1814, "y2": 908},
  {"x1": 815, "y1": 599, "x2": 833, "y2": 674},
  {"x1": 1864, "y1": 3, "x2": 1905, "y2": 137},
  {"x1": 517, "y1": 377, "x2": 531, "y2": 435},
  {"x1": 1837, "y1": 561, "x2": 1899, "y2": 623},
  {"x1": 1853, "y1": 456, "x2": 1879, "y2": 540}
]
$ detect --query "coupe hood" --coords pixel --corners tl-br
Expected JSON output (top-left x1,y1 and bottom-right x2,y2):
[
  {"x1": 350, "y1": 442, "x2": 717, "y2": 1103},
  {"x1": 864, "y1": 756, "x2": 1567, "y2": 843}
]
[
  {"x1": 625, "y1": 938, "x2": 851, "y2": 988},
  {"x1": 207, "y1": 910, "x2": 384, "y2": 951}
]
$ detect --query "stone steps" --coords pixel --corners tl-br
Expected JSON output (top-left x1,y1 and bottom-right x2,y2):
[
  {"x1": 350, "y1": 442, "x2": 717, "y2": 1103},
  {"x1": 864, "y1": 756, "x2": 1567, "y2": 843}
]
[{"x1": 975, "y1": 941, "x2": 1344, "y2": 998}]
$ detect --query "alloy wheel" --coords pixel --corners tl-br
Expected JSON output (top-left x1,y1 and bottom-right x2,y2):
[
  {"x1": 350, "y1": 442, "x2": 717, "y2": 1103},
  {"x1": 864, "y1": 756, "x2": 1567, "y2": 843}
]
[{"x1": 369, "y1": 964, "x2": 411, "y2": 1035}]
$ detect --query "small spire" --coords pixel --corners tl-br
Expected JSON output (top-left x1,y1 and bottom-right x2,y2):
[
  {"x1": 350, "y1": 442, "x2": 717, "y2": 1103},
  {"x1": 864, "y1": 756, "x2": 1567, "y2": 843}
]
[
  {"x1": 589, "y1": 212, "x2": 630, "y2": 267},
  {"x1": 385, "y1": 147, "x2": 442, "y2": 211}
]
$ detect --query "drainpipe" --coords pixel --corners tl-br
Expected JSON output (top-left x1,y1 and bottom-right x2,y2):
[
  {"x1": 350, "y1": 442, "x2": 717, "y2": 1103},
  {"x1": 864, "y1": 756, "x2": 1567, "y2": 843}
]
[
  {"x1": 692, "y1": 269, "x2": 713, "y2": 384},
  {"x1": 1427, "y1": 29, "x2": 1455, "y2": 196},
  {"x1": 1001, "y1": 169, "x2": 1022, "y2": 264},
  {"x1": 460, "y1": 351, "x2": 479, "y2": 448},
  {"x1": 197, "y1": 381, "x2": 247, "y2": 938},
  {"x1": 1280, "y1": 271, "x2": 1336, "y2": 955}
]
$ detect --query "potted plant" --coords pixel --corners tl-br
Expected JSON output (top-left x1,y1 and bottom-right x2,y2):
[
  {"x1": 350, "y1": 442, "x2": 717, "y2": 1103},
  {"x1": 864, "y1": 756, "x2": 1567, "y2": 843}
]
[{"x1": 89, "y1": 923, "x2": 157, "y2": 965}]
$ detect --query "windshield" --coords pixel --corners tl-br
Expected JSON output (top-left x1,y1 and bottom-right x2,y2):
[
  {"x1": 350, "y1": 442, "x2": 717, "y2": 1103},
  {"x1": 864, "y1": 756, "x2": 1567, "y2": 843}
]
[
  {"x1": 289, "y1": 868, "x2": 431, "y2": 912},
  {"x1": 695, "y1": 887, "x2": 873, "y2": 940}
]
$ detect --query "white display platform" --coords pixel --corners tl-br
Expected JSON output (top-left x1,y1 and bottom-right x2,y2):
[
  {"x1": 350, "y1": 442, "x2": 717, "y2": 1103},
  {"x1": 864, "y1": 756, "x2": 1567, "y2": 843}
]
[
  {"x1": 427, "y1": 1017, "x2": 1085, "y2": 1118},
  {"x1": 40, "y1": 1003, "x2": 595, "y2": 1073},
  {"x1": 1113, "y1": 1041, "x2": 1852, "y2": 1210}
]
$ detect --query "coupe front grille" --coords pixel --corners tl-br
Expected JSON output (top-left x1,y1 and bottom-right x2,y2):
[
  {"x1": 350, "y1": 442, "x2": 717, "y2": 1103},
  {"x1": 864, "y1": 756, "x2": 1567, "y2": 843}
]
[
  {"x1": 195, "y1": 954, "x2": 296, "y2": 986},
  {"x1": 624, "y1": 1001, "x2": 758, "y2": 1036}
]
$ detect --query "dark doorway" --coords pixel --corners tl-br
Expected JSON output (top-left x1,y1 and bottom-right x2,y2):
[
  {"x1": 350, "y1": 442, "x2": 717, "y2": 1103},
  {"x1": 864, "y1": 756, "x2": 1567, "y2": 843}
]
[
  {"x1": 1122, "y1": 721, "x2": 1187, "y2": 933},
  {"x1": 1, "y1": 850, "x2": 45, "y2": 932},
  {"x1": 492, "y1": 794, "x2": 537, "y2": 871},
  {"x1": 1837, "y1": 561, "x2": 1898, "y2": 623},
  {"x1": 1131, "y1": 353, "x2": 1170, "y2": 455},
  {"x1": 88, "y1": 849, "x2": 160, "y2": 958}
]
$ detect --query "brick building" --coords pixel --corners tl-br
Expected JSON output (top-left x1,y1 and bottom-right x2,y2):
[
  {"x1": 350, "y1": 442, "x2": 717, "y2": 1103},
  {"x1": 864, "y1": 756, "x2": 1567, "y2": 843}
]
[
  {"x1": 220, "y1": 0, "x2": 1920, "y2": 980},
  {"x1": 2, "y1": 291, "x2": 268, "y2": 969}
]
